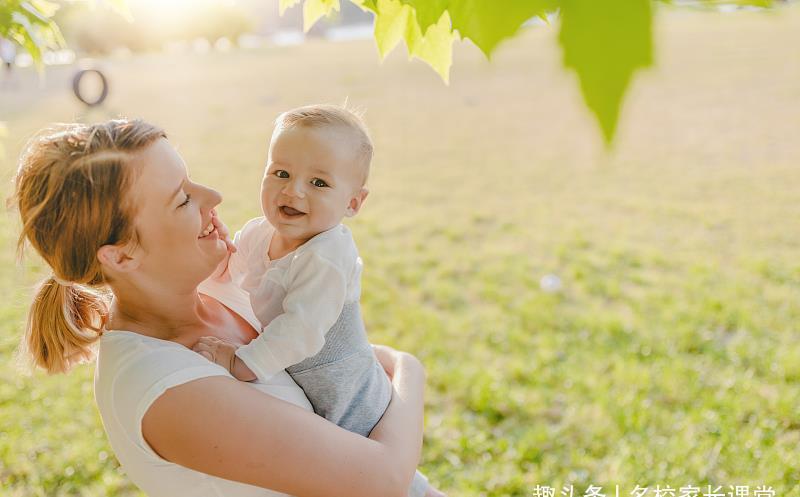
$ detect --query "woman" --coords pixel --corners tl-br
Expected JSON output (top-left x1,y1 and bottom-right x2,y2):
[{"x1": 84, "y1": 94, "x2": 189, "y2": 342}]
[{"x1": 12, "y1": 119, "x2": 432, "y2": 497}]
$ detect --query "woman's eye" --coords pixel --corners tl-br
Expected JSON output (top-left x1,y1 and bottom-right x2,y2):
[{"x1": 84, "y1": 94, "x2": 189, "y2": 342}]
[
  {"x1": 275, "y1": 170, "x2": 289, "y2": 179},
  {"x1": 178, "y1": 193, "x2": 191, "y2": 208},
  {"x1": 312, "y1": 178, "x2": 329, "y2": 188}
]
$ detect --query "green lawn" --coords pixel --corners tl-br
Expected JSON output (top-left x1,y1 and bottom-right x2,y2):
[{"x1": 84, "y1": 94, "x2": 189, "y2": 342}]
[{"x1": 1, "y1": 5, "x2": 799, "y2": 496}]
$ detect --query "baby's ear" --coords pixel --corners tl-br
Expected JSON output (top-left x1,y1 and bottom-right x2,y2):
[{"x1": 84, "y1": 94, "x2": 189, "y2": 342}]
[{"x1": 345, "y1": 187, "x2": 369, "y2": 217}]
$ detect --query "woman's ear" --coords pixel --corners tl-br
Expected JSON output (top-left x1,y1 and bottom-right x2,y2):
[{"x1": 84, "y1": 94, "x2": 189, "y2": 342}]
[
  {"x1": 97, "y1": 242, "x2": 141, "y2": 274},
  {"x1": 345, "y1": 187, "x2": 369, "y2": 218}
]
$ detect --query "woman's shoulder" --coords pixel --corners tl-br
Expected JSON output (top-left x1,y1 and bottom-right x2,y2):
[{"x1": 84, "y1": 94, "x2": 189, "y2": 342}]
[
  {"x1": 94, "y1": 330, "x2": 232, "y2": 462},
  {"x1": 95, "y1": 330, "x2": 230, "y2": 404}
]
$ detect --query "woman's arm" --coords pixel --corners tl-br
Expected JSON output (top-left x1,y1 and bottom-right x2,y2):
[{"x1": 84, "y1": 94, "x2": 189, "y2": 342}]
[{"x1": 142, "y1": 347, "x2": 425, "y2": 497}]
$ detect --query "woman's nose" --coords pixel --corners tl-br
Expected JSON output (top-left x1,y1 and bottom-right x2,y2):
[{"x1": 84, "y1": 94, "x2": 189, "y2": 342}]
[{"x1": 199, "y1": 184, "x2": 223, "y2": 210}]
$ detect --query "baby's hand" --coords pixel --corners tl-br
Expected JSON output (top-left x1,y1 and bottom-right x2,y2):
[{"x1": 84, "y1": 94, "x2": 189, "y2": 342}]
[
  {"x1": 193, "y1": 336, "x2": 236, "y2": 370},
  {"x1": 192, "y1": 336, "x2": 255, "y2": 381},
  {"x1": 210, "y1": 208, "x2": 236, "y2": 254},
  {"x1": 208, "y1": 210, "x2": 236, "y2": 282}
]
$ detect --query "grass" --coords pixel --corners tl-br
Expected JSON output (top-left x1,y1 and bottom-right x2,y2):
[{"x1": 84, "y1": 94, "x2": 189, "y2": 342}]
[{"x1": 1, "y1": 5, "x2": 800, "y2": 496}]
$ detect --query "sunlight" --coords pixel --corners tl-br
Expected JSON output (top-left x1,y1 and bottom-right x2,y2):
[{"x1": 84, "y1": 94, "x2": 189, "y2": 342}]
[{"x1": 128, "y1": 0, "x2": 238, "y2": 24}]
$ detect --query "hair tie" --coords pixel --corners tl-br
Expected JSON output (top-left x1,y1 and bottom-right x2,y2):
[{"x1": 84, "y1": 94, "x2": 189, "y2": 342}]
[{"x1": 52, "y1": 274, "x2": 74, "y2": 287}]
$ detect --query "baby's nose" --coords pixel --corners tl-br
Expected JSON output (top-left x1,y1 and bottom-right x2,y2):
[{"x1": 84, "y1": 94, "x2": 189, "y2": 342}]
[{"x1": 283, "y1": 181, "x2": 305, "y2": 197}]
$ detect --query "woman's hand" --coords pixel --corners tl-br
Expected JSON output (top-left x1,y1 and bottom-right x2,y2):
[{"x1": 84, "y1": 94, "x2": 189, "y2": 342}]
[{"x1": 372, "y1": 344, "x2": 423, "y2": 381}]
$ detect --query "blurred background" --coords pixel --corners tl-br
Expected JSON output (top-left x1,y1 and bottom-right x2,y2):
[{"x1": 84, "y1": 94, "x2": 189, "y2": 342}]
[{"x1": 1, "y1": 1, "x2": 799, "y2": 496}]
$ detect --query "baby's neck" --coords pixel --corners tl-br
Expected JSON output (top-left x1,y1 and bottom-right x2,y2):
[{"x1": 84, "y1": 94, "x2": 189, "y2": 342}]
[
  {"x1": 268, "y1": 223, "x2": 342, "y2": 260},
  {"x1": 268, "y1": 231, "x2": 310, "y2": 260}
]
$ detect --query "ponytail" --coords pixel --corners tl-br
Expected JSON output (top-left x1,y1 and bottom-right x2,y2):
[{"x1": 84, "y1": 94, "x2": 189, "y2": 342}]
[
  {"x1": 24, "y1": 277, "x2": 110, "y2": 374},
  {"x1": 12, "y1": 119, "x2": 165, "y2": 374}
]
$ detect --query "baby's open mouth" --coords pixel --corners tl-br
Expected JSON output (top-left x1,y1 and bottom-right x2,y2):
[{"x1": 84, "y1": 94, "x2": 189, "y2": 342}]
[{"x1": 280, "y1": 206, "x2": 306, "y2": 217}]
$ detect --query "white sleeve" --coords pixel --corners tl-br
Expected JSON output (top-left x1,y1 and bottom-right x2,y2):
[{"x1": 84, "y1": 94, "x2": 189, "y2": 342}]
[
  {"x1": 100, "y1": 337, "x2": 230, "y2": 458},
  {"x1": 227, "y1": 217, "x2": 264, "y2": 285},
  {"x1": 234, "y1": 250, "x2": 349, "y2": 383},
  {"x1": 227, "y1": 229, "x2": 248, "y2": 285}
]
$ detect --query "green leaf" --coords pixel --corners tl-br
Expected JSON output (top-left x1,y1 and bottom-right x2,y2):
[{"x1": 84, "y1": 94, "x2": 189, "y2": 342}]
[
  {"x1": 373, "y1": 0, "x2": 412, "y2": 57},
  {"x1": 12, "y1": 11, "x2": 43, "y2": 67},
  {"x1": 398, "y1": 0, "x2": 558, "y2": 57},
  {"x1": 405, "y1": 8, "x2": 454, "y2": 82},
  {"x1": 351, "y1": 0, "x2": 378, "y2": 12},
  {"x1": 659, "y1": 0, "x2": 774, "y2": 6},
  {"x1": 446, "y1": 0, "x2": 559, "y2": 58},
  {"x1": 19, "y1": 2, "x2": 50, "y2": 24},
  {"x1": 398, "y1": 0, "x2": 448, "y2": 33},
  {"x1": 302, "y1": 0, "x2": 340, "y2": 32},
  {"x1": 558, "y1": 0, "x2": 653, "y2": 145},
  {"x1": 373, "y1": 0, "x2": 455, "y2": 82}
]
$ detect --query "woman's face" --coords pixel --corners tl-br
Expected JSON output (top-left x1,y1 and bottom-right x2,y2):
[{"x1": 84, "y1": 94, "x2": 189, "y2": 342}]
[{"x1": 126, "y1": 138, "x2": 227, "y2": 288}]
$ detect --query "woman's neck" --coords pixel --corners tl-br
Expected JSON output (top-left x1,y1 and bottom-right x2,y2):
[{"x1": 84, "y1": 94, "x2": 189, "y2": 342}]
[{"x1": 107, "y1": 281, "x2": 219, "y2": 345}]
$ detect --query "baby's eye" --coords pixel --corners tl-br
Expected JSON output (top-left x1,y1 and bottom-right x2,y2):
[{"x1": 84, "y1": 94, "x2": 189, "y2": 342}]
[
  {"x1": 178, "y1": 193, "x2": 191, "y2": 208},
  {"x1": 311, "y1": 178, "x2": 329, "y2": 188},
  {"x1": 274, "y1": 170, "x2": 289, "y2": 179}
]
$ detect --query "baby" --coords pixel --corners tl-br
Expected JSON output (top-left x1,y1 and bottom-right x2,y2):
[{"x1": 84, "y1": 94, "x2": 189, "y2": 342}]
[{"x1": 196, "y1": 104, "x2": 434, "y2": 497}]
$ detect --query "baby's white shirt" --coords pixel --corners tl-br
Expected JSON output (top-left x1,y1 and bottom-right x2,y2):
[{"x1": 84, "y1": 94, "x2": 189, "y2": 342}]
[{"x1": 228, "y1": 217, "x2": 363, "y2": 383}]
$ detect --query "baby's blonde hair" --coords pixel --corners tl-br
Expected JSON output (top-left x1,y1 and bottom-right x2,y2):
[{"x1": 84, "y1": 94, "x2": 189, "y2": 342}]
[{"x1": 274, "y1": 104, "x2": 373, "y2": 185}]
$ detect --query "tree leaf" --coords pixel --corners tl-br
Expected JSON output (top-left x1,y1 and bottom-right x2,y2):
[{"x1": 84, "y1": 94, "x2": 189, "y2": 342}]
[
  {"x1": 558, "y1": 0, "x2": 653, "y2": 145},
  {"x1": 660, "y1": 0, "x2": 774, "y2": 6},
  {"x1": 405, "y1": 8, "x2": 454, "y2": 82},
  {"x1": 19, "y1": 1, "x2": 50, "y2": 24},
  {"x1": 373, "y1": 0, "x2": 412, "y2": 57},
  {"x1": 398, "y1": 0, "x2": 448, "y2": 33},
  {"x1": 450, "y1": 0, "x2": 559, "y2": 58},
  {"x1": 374, "y1": 0, "x2": 455, "y2": 82},
  {"x1": 351, "y1": 0, "x2": 378, "y2": 12},
  {"x1": 303, "y1": 0, "x2": 340, "y2": 32},
  {"x1": 399, "y1": 0, "x2": 558, "y2": 57}
]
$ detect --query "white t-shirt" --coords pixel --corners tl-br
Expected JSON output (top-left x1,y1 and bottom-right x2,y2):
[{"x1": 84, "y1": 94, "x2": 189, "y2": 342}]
[
  {"x1": 228, "y1": 217, "x2": 363, "y2": 383},
  {"x1": 94, "y1": 277, "x2": 313, "y2": 497}
]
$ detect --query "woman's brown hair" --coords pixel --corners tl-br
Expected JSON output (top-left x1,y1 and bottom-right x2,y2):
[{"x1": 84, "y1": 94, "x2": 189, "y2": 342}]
[{"x1": 10, "y1": 119, "x2": 165, "y2": 374}]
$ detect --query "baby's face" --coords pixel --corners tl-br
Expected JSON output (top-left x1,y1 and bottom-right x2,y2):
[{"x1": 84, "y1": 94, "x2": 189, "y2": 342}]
[{"x1": 261, "y1": 126, "x2": 365, "y2": 243}]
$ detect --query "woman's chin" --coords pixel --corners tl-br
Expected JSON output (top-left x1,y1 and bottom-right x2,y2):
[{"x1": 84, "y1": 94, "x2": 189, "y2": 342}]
[
  {"x1": 211, "y1": 239, "x2": 228, "y2": 257},
  {"x1": 196, "y1": 238, "x2": 228, "y2": 269}
]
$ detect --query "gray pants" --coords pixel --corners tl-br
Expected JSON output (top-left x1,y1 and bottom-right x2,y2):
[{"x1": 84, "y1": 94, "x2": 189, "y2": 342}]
[{"x1": 286, "y1": 302, "x2": 429, "y2": 497}]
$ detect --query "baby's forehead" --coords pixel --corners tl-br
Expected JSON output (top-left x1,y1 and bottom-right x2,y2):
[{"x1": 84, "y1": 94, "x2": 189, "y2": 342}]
[
  {"x1": 281, "y1": 122, "x2": 361, "y2": 147},
  {"x1": 273, "y1": 126, "x2": 367, "y2": 171}
]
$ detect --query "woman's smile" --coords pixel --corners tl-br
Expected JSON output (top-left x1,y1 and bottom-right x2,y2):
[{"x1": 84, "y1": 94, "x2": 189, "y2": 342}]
[{"x1": 199, "y1": 220, "x2": 217, "y2": 238}]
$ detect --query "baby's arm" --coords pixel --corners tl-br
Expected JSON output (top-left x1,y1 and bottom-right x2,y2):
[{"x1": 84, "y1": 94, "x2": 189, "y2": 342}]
[{"x1": 236, "y1": 250, "x2": 349, "y2": 382}]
